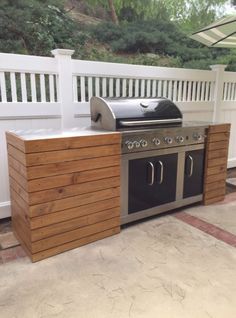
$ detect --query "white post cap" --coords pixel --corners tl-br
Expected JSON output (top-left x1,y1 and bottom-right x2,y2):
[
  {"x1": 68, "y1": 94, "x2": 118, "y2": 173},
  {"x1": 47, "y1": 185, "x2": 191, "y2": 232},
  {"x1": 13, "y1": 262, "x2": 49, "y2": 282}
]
[
  {"x1": 210, "y1": 64, "x2": 227, "y2": 71},
  {"x1": 51, "y1": 49, "x2": 75, "y2": 57}
]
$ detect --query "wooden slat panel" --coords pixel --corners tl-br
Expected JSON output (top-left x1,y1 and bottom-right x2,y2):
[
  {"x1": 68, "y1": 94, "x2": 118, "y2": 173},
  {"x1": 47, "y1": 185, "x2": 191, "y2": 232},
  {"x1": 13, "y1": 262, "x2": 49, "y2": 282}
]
[
  {"x1": 7, "y1": 144, "x2": 26, "y2": 166},
  {"x1": 29, "y1": 187, "x2": 120, "y2": 217},
  {"x1": 10, "y1": 189, "x2": 29, "y2": 215},
  {"x1": 26, "y1": 144, "x2": 120, "y2": 166},
  {"x1": 205, "y1": 164, "x2": 226, "y2": 176},
  {"x1": 8, "y1": 156, "x2": 27, "y2": 179},
  {"x1": 208, "y1": 149, "x2": 228, "y2": 160},
  {"x1": 24, "y1": 134, "x2": 121, "y2": 153},
  {"x1": 6, "y1": 132, "x2": 25, "y2": 152},
  {"x1": 207, "y1": 157, "x2": 228, "y2": 168},
  {"x1": 205, "y1": 172, "x2": 227, "y2": 184},
  {"x1": 208, "y1": 141, "x2": 228, "y2": 151},
  {"x1": 208, "y1": 124, "x2": 231, "y2": 134},
  {"x1": 27, "y1": 155, "x2": 120, "y2": 179},
  {"x1": 208, "y1": 132, "x2": 230, "y2": 143},
  {"x1": 11, "y1": 199, "x2": 30, "y2": 229},
  {"x1": 204, "y1": 187, "x2": 226, "y2": 200},
  {"x1": 204, "y1": 196, "x2": 225, "y2": 205},
  {"x1": 32, "y1": 217, "x2": 120, "y2": 253},
  {"x1": 31, "y1": 197, "x2": 120, "y2": 229},
  {"x1": 10, "y1": 177, "x2": 29, "y2": 203},
  {"x1": 32, "y1": 227, "x2": 120, "y2": 262},
  {"x1": 204, "y1": 181, "x2": 225, "y2": 192},
  {"x1": 32, "y1": 207, "x2": 120, "y2": 242},
  {"x1": 28, "y1": 165, "x2": 120, "y2": 192},
  {"x1": 9, "y1": 166, "x2": 28, "y2": 191},
  {"x1": 29, "y1": 176, "x2": 120, "y2": 205}
]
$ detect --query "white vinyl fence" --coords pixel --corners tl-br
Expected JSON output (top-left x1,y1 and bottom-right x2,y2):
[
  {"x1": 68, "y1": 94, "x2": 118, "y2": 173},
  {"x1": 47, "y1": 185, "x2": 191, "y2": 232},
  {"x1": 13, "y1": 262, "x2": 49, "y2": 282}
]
[{"x1": 0, "y1": 49, "x2": 236, "y2": 219}]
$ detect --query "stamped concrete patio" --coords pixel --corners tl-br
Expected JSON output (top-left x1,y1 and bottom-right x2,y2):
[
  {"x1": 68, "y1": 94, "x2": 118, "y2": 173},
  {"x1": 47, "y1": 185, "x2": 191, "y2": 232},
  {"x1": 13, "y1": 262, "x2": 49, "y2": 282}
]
[{"x1": 0, "y1": 188, "x2": 236, "y2": 318}]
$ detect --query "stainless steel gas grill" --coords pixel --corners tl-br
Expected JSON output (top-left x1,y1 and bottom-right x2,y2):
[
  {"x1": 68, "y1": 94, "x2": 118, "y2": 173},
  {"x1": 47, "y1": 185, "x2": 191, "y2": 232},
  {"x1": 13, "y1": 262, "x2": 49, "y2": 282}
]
[{"x1": 90, "y1": 97, "x2": 208, "y2": 225}]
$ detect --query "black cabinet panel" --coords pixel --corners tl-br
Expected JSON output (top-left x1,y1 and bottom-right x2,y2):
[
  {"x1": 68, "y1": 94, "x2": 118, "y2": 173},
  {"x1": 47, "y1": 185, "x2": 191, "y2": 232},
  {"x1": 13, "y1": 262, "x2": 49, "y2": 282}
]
[
  {"x1": 183, "y1": 149, "x2": 205, "y2": 198},
  {"x1": 128, "y1": 153, "x2": 178, "y2": 214}
]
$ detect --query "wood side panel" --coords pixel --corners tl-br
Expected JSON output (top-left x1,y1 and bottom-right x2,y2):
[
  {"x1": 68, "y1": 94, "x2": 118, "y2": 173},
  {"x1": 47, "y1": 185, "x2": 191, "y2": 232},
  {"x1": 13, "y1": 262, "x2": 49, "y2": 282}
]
[
  {"x1": 31, "y1": 197, "x2": 120, "y2": 229},
  {"x1": 29, "y1": 176, "x2": 120, "y2": 205},
  {"x1": 6, "y1": 132, "x2": 26, "y2": 153},
  {"x1": 28, "y1": 166, "x2": 120, "y2": 192},
  {"x1": 208, "y1": 124, "x2": 231, "y2": 134},
  {"x1": 208, "y1": 141, "x2": 228, "y2": 151},
  {"x1": 26, "y1": 144, "x2": 120, "y2": 166},
  {"x1": 31, "y1": 207, "x2": 120, "y2": 241},
  {"x1": 9, "y1": 166, "x2": 28, "y2": 191},
  {"x1": 204, "y1": 187, "x2": 226, "y2": 200},
  {"x1": 32, "y1": 217, "x2": 120, "y2": 253},
  {"x1": 203, "y1": 123, "x2": 230, "y2": 205},
  {"x1": 204, "y1": 181, "x2": 225, "y2": 192},
  {"x1": 27, "y1": 155, "x2": 120, "y2": 179},
  {"x1": 8, "y1": 156, "x2": 27, "y2": 179},
  {"x1": 204, "y1": 195, "x2": 225, "y2": 205},
  {"x1": 11, "y1": 199, "x2": 30, "y2": 228},
  {"x1": 24, "y1": 134, "x2": 121, "y2": 153},
  {"x1": 10, "y1": 177, "x2": 29, "y2": 203},
  {"x1": 7, "y1": 144, "x2": 26, "y2": 166},
  {"x1": 205, "y1": 165, "x2": 226, "y2": 176},
  {"x1": 32, "y1": 227, "x2": 120, "y2": 262},
  {"x1": 205, "y1": 173, "x2": 227, "y2": 184},
  {"x1": 10, "y1": 189, "x2": 29, "y2": 216},
  {"x1": 207, "y1": 157, "x2": 228, "y2": 168},
  {"x1": 207, "y1": 132, "x2": 230, "y2": 143},
  {"x1": 208, "y1": 149, "x2": 228, "y2": 160},
  {"x1": 29, "y1": 187, "x2": 120, "y2": 217}
]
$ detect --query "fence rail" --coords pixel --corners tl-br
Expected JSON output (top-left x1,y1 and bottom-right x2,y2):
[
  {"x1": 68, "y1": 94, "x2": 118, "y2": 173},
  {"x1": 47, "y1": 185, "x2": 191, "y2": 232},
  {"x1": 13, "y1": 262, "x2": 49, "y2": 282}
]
[{"x1": 0, "y1": 49, "x2": 235, "y2": 219}]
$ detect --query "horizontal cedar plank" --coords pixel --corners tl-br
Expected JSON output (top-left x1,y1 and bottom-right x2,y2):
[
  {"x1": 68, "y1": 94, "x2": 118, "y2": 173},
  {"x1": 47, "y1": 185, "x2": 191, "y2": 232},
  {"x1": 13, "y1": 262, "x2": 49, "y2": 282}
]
[
  {"x1": 7, "y1": 144, "x2": 26, "y2": 166},
  {"x1": 207, "y1": 132, "x2": 230, "y2": 143},
  {"x1": 9, "y1": 166, "x2": 28, "y2": 191},
  {"x1": 10, "y1": 177, "x2": 29, "y2": 203},
  {"x1": 24, "y1": 134, "x2": 121, "y2": 153},
  {"x1": 205, "y1": 172, "x2": 227, "y2": 184},
  {"x1": 208, "y1": 124, "x2": 231, "y2": 134},
  {"x1": 32, "y1": 227, "x2": 120, "y2": 262},
  {"x1": 10, "y1": 189, "x2": 29, "y2": 216},
  {"x1": 27, "y1": 155, "x2": 120, "y2": 180},
  {"x1": 26, "y1": 144, "x2": 120, "y2": 166},
  {"x1": 29, "y1": 187, "x2": 120, "y2": 217},
  {"x1": 31, "y1": 197, "x2": 120, "y2": 229},
  {"x1": 11, "y1": 199, "x2": 30, "y2": 228},
  {"x1": 207, "y1": 157, "x2": 227, "y2": 168},
  {"x1": 204, "y1": 181, "x2": 225, "y2": 192},
  {"x1": 204, "y1": 187, "x2": 226, "y2": 200},
  {"x1": 31, "y1": 207, "x2": 120, "y2": 242},
  {"x1": 208, "y1": 141, "x2": 228, "y2": 151},
  {"x1": 208, "y1": 149, "x2": 228, "y2": 160},
  {"x1": 28, "y1": 166, "x2": 120, "y2": 192},
  {"x1": 204, "y1": 195, "x2": 225, "y2": 205},
  {"x1": 12, "y1": 211, "x2": 31, "y2": 252},
  {"x1": 8, "y1": 156, "x2": 27, "y2": 179},
  {"x1": 29, "y1": 176, "x2": 120, "y2": 205},
  {"x1": 205, "y1": 165, "x2": 226, "y2": 176},
  {"x1": 32, "y1": 217, "x2": 120, "y2": 253},
  {"x1": 6, "y1": 132, "x2": 25, "y2": 153}
]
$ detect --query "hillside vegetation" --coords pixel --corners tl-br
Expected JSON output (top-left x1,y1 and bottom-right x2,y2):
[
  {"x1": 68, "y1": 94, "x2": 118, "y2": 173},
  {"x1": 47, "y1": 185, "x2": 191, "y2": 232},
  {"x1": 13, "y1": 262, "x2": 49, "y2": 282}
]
[{"x1": 0, "y1": 0, "x2": 236, "y2": 70}]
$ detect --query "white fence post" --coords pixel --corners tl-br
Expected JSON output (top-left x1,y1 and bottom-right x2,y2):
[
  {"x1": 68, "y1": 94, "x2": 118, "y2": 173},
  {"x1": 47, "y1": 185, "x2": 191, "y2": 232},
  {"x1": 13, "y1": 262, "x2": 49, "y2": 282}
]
[
  {"x1": 51, "y1": 49, "x2": 75, "y2": 128},
  {"x1": 210, "y1": 64, "x2": 227, "y2": 122}
]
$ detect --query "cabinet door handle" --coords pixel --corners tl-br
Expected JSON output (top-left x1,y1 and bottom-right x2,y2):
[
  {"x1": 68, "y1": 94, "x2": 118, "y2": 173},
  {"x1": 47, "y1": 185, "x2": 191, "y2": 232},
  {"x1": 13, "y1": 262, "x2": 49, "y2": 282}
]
[
  {"x1": 187, "y1": 155, "x2": 193, "y2": 177},
  {"x1": 158, "y1": 160, "x2": 164, "y2": 184},
  {"x1": 147, "y1": 161, "x2": 154, "y2": 185}
]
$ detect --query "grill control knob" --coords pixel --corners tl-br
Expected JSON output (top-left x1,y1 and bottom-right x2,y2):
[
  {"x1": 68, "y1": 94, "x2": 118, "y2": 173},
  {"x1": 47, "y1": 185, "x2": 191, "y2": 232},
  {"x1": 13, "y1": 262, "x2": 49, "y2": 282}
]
[
  {"x1": 140, "y1": 139, "x2": 148, "y2": 147},
  {"x1": 193, "y1": 133, "x2": 202, "y2": 141},
  {"x1": 152, "y1": 138, "x2": 161, "y2": 146},
  {"x1": 125, "y1": 141, "x2": 134, "y2": 150},
  {"x1": 164, "y1": 137, "x2": 173, "y2": 144},
  {"x1": 134, "y1": 141, "x2": 140, "y2": 148},
  {"x1": 176, "y1": 136, "x2": 184, "y2": 143}
]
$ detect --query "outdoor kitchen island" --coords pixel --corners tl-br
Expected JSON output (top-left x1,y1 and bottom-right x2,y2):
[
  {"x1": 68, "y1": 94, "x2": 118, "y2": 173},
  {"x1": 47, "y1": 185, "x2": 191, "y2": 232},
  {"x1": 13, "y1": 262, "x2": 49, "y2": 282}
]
[{"x1": 6, "y1": 122, "x2": 230, "y2": 262}]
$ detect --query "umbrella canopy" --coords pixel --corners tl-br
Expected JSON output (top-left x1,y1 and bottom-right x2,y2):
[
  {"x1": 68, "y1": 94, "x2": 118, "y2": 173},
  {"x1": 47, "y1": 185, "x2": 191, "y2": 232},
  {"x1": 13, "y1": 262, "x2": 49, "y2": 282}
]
[{"x1": 190, "y1": 15, "x2": 236, "y2": 48}]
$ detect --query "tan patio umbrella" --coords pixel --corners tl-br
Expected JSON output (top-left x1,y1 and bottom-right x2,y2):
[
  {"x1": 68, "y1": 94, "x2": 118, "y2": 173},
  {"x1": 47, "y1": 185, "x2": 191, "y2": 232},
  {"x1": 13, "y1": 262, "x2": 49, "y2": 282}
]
[{"x1": 190, "y1": 15, "x2": 236, "y2": 47}]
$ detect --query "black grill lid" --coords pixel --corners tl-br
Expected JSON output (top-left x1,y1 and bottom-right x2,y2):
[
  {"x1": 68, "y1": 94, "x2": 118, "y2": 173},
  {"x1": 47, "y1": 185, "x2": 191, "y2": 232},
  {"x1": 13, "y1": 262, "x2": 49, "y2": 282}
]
[{"x1": 90, "y1": 97, "x2": 183, "y2": 131}]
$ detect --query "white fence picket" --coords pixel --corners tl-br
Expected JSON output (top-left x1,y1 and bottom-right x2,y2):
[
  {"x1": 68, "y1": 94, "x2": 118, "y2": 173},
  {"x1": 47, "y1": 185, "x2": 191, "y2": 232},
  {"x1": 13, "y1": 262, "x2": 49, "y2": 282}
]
[
  {"x1": 0, "y1": 72, "x2": 7, "y2": 102},
  {"x1": 10, "y1": 72, "x2": 17, "y2": 102}
]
